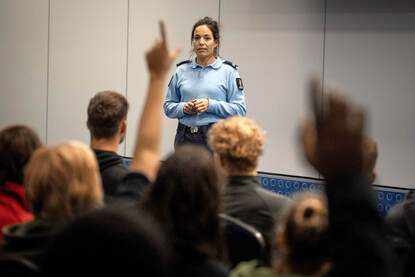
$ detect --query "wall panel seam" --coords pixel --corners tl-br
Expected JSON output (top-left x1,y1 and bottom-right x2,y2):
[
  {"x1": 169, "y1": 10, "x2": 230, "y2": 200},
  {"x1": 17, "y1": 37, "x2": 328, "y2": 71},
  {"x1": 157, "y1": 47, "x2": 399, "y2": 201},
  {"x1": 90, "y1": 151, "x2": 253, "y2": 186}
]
[{"x1": 46, "y1": 0, "x2": 51, "y2": 144}]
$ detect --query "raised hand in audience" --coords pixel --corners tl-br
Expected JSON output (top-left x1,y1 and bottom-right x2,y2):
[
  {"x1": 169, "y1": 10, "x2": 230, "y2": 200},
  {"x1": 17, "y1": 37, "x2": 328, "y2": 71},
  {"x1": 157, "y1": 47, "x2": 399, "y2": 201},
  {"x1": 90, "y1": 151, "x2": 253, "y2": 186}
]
[
  {"x1": 301, "y1": 77, "x2": 365, "y2": 178},
  {"x1": 130, "y1": 21, "x2": 181, "y2": 181}
]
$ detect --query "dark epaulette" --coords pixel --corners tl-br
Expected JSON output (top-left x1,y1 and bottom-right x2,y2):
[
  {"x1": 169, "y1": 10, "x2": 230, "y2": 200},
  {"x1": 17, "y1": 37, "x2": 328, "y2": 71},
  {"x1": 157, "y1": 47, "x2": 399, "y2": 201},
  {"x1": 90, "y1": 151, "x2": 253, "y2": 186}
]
[
  {"x1": 223, "y1": 60, "x2": 238, "y2": 70},
  {"x1": 176, "y1": 60, "x2": 191, "y2": 67}
]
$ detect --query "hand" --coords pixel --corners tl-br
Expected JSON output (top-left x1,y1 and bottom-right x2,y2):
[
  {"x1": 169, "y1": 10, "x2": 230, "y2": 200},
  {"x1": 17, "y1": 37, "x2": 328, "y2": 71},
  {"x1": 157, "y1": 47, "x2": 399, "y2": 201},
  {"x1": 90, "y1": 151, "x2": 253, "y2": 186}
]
[
  {"x1": 301, "y1": 78, "x2": 365, "y2": 178},
  {"x1": 146, "y1": 21, "x2": 182, "y2": 78},
  {"x1": 193, "y1": 99, "x2": 209, "y2": 113},
  {"x1": 183, "y1": 101, "x2": 197, "y2": 115}
]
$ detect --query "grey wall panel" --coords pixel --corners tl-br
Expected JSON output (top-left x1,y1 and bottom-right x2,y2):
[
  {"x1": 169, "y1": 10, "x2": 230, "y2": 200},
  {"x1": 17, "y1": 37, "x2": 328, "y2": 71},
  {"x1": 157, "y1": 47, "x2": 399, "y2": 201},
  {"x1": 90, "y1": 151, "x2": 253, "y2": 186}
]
[
  {"x1": 47, "y1": 0, "x2": 128, "y2": 153},
  {"x1": 125, "y1": 0, "x2": 219, "y2": 158},
  {"x1": 0, "y1": 0, "x2": 48, "y2": 142},
  {"x1": 324, "y1": 0, "x2": 415, "y2": 188},
  {"x1": 220, "y1": 0, "x2": 325, "y2": 178}
]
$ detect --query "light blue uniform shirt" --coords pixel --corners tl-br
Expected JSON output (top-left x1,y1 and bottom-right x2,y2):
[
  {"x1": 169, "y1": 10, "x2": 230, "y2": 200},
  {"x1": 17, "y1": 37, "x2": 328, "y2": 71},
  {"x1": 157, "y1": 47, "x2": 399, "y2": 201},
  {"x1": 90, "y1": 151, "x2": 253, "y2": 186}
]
[{"x1": 164, "y1": 57, "x2": 246, "y2": 127}]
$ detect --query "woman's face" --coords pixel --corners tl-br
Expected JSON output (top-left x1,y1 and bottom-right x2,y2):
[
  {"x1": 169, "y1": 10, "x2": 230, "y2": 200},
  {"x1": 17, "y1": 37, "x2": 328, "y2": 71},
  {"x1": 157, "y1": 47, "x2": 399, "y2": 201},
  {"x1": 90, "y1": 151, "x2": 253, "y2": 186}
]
[{"x1": 192, "y1": 25, "x2": 218, "y2": 60}]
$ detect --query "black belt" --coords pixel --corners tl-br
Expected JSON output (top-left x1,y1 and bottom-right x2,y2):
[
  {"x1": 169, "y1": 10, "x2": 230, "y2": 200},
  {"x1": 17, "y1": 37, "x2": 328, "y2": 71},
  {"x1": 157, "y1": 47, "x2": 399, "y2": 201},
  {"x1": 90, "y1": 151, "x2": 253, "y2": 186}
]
[{"x1": 178, "y1": 122, "x2": 213, "y2": 134}]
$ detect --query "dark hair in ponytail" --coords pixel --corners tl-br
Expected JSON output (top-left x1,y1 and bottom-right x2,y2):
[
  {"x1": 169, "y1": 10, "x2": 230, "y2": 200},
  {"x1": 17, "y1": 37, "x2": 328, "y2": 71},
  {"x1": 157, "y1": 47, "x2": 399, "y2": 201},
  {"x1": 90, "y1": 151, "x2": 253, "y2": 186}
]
[{"x1": 280, "y1": 193, "x2": 331, "y2": 275}]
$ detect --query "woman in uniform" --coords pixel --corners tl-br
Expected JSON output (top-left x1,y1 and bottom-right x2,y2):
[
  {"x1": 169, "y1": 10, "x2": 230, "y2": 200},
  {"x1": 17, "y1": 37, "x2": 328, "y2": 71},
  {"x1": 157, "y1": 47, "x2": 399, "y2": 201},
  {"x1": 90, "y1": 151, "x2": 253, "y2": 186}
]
[{"x1": 164, "y1": 16, "x2": 246, "y2": 148}]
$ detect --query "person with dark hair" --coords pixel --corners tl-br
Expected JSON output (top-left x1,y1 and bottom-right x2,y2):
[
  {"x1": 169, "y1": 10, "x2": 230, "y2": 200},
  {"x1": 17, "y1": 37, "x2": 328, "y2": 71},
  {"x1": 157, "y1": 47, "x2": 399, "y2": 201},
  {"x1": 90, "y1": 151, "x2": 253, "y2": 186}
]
[
  {"x1": 231, "y1": 79, "x2": 394, "y2": 277},
  {"x1": 0, "y1": 125, "x2": 42, "y2": 242},
  {"x1": 142, "y1": 145, "x2": 229, "y2": 277},
  {"x1": 164, "y1": 16, "x2": 246, "y2": 148},
  {"x1": 276, "y1": 193, "x2": 331, "y2": 276},
  {"x1": 42, "y1": 207, "x2": 169, "y2": 277},
  {"x1": 208, "y1": 116, "x2": 291, "y2": 265},
  {"x1": 87, "y1": 90, "x2": 129, "y2": 199}
]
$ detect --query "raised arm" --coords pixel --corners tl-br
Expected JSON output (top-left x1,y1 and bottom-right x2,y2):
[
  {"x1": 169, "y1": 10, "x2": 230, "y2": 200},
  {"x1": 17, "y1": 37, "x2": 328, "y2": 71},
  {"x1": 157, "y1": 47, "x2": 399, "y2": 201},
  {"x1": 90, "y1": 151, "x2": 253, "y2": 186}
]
[
  {"x1": 130, "y1": 21, "x2": 181, "y2": 181},
  {"x1": 301, "y1": 78, "x2": 394, "y2": 277}
]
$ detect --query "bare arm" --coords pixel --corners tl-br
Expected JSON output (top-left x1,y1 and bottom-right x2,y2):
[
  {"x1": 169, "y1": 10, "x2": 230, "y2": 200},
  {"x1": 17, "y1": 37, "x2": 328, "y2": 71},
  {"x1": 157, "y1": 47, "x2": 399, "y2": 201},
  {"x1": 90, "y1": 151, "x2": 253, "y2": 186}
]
[{"x1": 130, "y1": 21, "x2": 181, "y2": 181}]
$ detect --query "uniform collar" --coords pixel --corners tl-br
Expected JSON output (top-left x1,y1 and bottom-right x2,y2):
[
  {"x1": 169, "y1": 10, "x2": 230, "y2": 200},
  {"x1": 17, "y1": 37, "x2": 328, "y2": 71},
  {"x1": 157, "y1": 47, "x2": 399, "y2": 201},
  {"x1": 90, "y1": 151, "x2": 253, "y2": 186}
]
[{"x1": 191, "y1": 57, "x2": 222, "y2": 69}]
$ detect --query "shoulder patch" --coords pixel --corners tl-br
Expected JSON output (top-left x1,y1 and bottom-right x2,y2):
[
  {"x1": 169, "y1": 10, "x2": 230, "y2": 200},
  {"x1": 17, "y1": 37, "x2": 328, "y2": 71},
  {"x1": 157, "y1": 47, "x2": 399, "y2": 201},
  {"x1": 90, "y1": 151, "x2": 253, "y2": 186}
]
[
  {"x1": 223, "y1": 60, "x2": 238, "y2": 70},
  {"x1": 176, "y1": 60, "x2": 191, "y2": 67},
  {"x1": 236, "y1": 78, "x2": 244, "y2": 90}
]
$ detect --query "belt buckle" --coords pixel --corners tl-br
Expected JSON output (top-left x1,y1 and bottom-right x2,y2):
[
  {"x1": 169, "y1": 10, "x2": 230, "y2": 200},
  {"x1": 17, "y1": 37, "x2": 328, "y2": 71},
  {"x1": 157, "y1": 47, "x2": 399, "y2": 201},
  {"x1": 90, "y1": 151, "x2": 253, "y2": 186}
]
[{"x1": 190, "y1": 126, "x2": 199, "y2": 134}]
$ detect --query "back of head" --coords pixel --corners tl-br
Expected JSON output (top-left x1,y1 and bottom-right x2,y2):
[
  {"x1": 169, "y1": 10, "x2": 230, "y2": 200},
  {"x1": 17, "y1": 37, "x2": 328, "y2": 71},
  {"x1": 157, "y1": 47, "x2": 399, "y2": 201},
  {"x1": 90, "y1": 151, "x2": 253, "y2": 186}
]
[
  {"x1": 42, "y1": 207, "x2": 168, "y2": 276},
  {"x1": 0, "y1": 125, "x2": 41, "y2": 185},
  {"x1": 278, "y1": 193, "x2": 330, "y2": 276},
  {"x1": 143, "y1": 145, "x2": 223, "y2": 259},
  {"x1": 87, "y1": 90, "x2": 129, "y2": 139},
  {"x1": 24, "y1": 141, "x2": 103, "y2": 220},
  {"x1": 208, "y1": 116, "x2": 266, "y2": 173}
]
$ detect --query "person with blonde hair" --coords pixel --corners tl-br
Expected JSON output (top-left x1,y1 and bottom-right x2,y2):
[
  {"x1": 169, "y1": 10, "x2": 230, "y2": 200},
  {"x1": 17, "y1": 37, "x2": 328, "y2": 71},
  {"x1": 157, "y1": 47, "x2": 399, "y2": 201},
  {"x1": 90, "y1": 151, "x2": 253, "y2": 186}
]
[
  {"x1": 1, "y1": 141, "x2": 103, "y2": 265},
  {"x1": 208, "y1": 116, "x2": 291, "y2": 265}
]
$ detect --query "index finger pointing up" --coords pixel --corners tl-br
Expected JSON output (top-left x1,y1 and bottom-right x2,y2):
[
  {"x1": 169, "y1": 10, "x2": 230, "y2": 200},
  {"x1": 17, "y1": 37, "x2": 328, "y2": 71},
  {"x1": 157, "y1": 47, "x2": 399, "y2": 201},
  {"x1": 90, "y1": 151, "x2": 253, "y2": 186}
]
[{"x1": 159, "y1": 20, "x2": 167, "y2": 47}]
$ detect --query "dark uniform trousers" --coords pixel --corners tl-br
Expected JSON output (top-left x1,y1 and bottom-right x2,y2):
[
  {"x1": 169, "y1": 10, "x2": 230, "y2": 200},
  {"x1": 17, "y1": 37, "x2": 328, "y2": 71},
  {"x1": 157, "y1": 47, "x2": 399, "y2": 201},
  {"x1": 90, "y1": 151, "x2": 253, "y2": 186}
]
[{"x1": 174, "y1": 122, "x2": 214, "y2": 149}]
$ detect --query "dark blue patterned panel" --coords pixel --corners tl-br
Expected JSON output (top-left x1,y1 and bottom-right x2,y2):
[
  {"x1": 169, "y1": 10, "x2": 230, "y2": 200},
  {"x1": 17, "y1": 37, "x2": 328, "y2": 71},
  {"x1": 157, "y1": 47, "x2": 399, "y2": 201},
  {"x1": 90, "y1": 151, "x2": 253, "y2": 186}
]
[
  {"x1": 122, "y1": 155, "x2": 409, "y2": 218},
  {"x1": 259, "y1": 173, "x2": 408, "y2": 218},
  {"x1": 373, "y1": 188, "x2": 406, "y2": 217}
]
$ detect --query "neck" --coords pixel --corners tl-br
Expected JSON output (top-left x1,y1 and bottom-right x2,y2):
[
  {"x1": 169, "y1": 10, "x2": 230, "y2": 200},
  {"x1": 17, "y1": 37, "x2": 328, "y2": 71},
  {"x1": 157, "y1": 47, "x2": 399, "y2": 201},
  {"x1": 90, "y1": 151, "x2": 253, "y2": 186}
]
[
  {"x1": 196, "y1": 56, "x2": 216, "y2": 66},
  {"x1": 227, "y1": 168, "x2": 257, "y2": 177},
  {"x1": 90, "y1": 137, "x2": 120, "y2": 153}
]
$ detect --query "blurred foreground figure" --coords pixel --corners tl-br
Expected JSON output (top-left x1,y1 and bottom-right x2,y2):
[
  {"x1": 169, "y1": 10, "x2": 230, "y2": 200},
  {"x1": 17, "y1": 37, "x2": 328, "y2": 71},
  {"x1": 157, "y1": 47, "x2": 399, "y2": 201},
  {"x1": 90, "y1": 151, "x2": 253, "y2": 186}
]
[
  {"x1": 231, "y1": 78, "x2": 394, "y2": 277},
  {"x1": 42, "y1": 207, "x2": 169, "y2": 277},
  {"x1": 1, "y1": 141, "x2": 103, "y2": 265}
]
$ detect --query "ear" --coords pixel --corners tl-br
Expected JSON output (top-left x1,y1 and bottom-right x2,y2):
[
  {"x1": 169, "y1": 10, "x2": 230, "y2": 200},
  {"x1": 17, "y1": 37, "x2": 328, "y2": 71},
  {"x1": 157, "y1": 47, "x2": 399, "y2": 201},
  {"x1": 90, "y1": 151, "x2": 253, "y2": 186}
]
[
  {"x1": 370, "y1": 171, "x2": 376, "y2": 183},
  {"x1": 120, "y1": 120, "x2": 127, "y2": 134},
  {"x1": 214, "y1": 39, "x2": 219, "y2": 49}
]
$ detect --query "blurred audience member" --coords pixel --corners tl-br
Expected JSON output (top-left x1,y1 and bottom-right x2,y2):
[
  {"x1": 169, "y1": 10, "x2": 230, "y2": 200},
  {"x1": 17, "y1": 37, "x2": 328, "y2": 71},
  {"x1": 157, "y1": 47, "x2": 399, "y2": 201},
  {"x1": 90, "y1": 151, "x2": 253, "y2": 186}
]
[
  {"x1": 87, "y1": 90, "x2": 129, "y2": 200},
  {"x1": 42, "y1": 206, "x2": 169, "y2": 277},
  {"x1": 275, "y1": 193, "x2": 331, "y2": 276},
  {"x1": 143, "y1": 145, "x2": 229, "y2": 277},
  {"x1": 0, "y1": 125, "x2": 41, "y2": 242},
  {"x1": 385, "y1": 190, "x2": 415, "y2": 277},
  {"x1": 231, "y1": 79, "x2": 394, "y2": 277},
  {"x1": 1, "y1": 141, "x2": 103, "y2": 265},
  {"x1": 208, "y1": 116, "x2": 291, "y2": 264}
]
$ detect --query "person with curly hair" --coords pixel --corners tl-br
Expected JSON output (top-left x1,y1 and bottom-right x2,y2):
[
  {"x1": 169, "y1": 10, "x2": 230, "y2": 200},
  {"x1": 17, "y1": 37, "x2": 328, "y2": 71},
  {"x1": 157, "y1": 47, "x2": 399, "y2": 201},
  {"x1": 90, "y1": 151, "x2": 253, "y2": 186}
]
[{"x1": 208, "y1": 116, "x2": 292, "y2": 265}]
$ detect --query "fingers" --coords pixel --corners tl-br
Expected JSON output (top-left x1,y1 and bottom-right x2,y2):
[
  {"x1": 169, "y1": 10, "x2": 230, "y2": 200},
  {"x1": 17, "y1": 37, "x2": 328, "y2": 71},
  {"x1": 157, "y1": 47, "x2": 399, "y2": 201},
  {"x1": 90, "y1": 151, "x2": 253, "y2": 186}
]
[
  {"x1": 328, "y1": 92, "x2": 348, "y2": 124},
  {"x1": 348, "y1": 108, "x2": 365, "y2": 135},
  {"x1": 300, "y1": 119, "x2": 318, "y2": 167},
  {"x1": 193, "y1": 99, "x2": 208, "y2": 112},
  {"x1": 159, "y1": 20, "x2": 167, "y2": 48}
]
